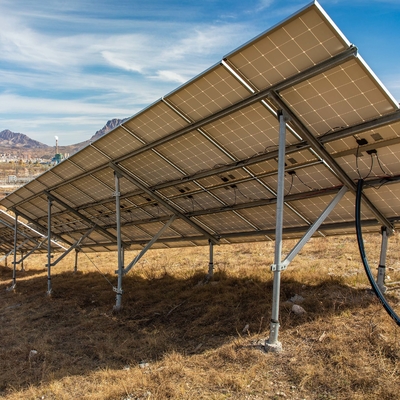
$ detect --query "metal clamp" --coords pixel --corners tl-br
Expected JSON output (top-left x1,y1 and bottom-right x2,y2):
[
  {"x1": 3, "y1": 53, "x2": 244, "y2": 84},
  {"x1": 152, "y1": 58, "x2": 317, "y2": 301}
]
[
  {"x1": 113, "y1": 287, "x2": 123, "y2": 295},
  {"x1": 270, "y1": 263, "x2": 287, "y2": 272}
]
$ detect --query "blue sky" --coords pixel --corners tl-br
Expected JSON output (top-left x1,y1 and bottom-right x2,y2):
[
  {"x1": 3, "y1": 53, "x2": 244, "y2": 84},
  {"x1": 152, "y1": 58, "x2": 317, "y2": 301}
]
[{"x1": 0, "y1": 0, "x2": 399, "y2": 146}]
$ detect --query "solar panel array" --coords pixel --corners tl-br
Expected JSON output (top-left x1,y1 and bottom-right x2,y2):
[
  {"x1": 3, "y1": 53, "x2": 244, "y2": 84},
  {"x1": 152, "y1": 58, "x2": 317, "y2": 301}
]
[
  {"x1": 0, "y1": 210, "x2": 65, "y2": 255},
  {"x1": 1, "y1": 1, "x2": 400, "y2": 253}
]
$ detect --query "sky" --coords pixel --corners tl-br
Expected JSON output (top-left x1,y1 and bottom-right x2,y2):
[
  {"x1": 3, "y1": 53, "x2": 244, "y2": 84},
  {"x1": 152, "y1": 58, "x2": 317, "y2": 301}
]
[{"x1": 1, "y1": 0, "x2": 399, "y2": 146}]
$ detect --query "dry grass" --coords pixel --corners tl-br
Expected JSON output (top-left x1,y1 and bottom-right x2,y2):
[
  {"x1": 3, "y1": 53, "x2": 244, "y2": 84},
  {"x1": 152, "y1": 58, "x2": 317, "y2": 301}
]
[{"x1": 1, "y1": 235, "x2": 400, "y2": 399}]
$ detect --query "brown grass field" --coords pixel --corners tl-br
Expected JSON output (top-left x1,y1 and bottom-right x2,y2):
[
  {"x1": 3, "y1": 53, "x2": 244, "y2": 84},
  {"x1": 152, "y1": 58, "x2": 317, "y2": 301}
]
[{"x1": 1, "y1": 234, "x2": 399, "y2": 399}]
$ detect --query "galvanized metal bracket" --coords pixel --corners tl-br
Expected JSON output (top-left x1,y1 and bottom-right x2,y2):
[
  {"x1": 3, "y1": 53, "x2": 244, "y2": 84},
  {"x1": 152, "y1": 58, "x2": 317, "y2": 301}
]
[
  {"x1": 113, "y1": 286, "x2": 123, "y2": 295},
  {"x1": 270, "y1": 263, "x2": 287, "y2": 272}
]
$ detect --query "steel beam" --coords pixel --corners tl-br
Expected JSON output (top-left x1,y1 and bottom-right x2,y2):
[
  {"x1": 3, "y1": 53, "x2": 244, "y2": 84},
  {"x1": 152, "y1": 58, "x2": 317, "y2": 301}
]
[
  {"x1": 319, "y1": 110, "x2": 400, "y2": 144},
  {"x1": 45, "y1": 191, "x2": 126, "y2": 247},
  {"x1": 50, "y1": 226, "x2": 96, "y2": 267},
  {"x1": 109, "y1": 162, "x2": 219, "y2": 244},
  {"x1": 15, "y1": 238, "x2": 47, "y2": 265},
  {"x1": 123, "y1": 215, "x2": 177, "y2": 275},
  {"x1": 10, "y1": 208, "x2": 73, "y2": 247},
  {"x1": 66, "y1": 216, "x2": 394, "y2": 250},
  {"x1": 0, "y1": 216, "x2": 39, "y2": 245},
  {"x1": 281, "y1": 186, "x2": 348, "y2": 269}
]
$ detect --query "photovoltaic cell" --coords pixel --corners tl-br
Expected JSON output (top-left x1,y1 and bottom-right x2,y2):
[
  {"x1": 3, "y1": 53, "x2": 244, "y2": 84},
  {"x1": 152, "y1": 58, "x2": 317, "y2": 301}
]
[
  {"x1": 156, "y1": 131, "x2": 233, "y2": 175},
  {"x1": 166, "y1": 65, "x2": 251, "y2": 122},
  {"x1": 124, "y1": 101, "x2": 189, "y2": 143},
  {"x1": 281, "y1": 59, "x2": 397, "y2": 136},
  {"x1": 226, "y1": 7, "x2": 348, "y2": 91}
]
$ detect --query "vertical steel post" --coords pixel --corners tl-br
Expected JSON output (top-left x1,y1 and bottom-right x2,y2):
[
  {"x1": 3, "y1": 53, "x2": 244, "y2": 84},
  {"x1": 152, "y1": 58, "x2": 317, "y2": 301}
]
[
  {"x1": 208, "y1": 239, "x2": 214, "y2": 278},
  {"x1": 21, "y1": 251, "x2": 25, "y2": 271},
  {"x1": 11, "y1": 213, "x2": 18, "y2": 288},
  {"x1": 114, "y1": 172, "x2": 124, "y2": 311},
  {"x1": 266, "y1": 110, "x2": 287, "y2": 352},
  {"x1": 377, "y1": 227, "x2": 388, "y2": 293},
  {"x1": 47, "y1": 197, "x2": 52, "y2": 295},
  {"x1": 74, "y1": 249, "x2": 79, "y2": 273}
]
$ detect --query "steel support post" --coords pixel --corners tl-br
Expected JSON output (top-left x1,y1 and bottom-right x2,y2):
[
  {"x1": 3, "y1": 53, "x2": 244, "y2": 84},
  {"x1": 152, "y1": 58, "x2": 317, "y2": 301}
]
[
  {"x1": 266, "y1": 111, "x2": 288, "y2": 352},
  {"x1": 9, "y1": 213, "x2": 18, "y2": 290},
  {"x1": 114, "y1": 172, "x2": 124, "y2": 311},
  {"x1": 208, "y1": 239, "x2": 214, "y2": 278},
  {"x1": 47, "y1": 197, "x2": 52, "y2": 296},
  {"x1": 20, "y1": 251, "x2": 25, "y2": 271},
  {"x1": 74, "y1": 249, "x2": 79, "y2": 273},
  {"x1": 377, "y1": 227, "x2": 388, "y2": 293}
]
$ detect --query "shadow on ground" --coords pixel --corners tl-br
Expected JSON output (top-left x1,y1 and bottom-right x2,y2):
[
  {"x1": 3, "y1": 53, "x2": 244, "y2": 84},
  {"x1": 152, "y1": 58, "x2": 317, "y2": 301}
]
[{"x1": 0, "y1": 265, "x2": 378, "y2": 393}]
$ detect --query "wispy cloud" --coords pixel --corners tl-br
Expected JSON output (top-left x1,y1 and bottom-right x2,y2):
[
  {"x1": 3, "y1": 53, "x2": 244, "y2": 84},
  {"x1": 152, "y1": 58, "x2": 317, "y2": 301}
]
[{"x1": 256, "y1": 0, "x2": 275, "y2": 12}]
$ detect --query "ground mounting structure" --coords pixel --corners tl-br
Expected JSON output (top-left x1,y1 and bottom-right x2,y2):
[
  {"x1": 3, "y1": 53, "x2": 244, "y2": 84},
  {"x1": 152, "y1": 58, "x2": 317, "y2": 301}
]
[{"x1": 2, "y1": 0, "x2": 400, "y2": 347}]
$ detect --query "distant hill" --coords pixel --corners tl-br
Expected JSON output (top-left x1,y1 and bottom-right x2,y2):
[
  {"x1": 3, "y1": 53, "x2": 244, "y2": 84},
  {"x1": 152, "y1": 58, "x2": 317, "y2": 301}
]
[
  {"x1": 0, "y1": 118, "x2": 129, "y2": 159},
  {"x1": 0, "y1": 130, "x2": 50, "y2": 150},
  {"x1": 90, "y1": 118, "x2": 130, "y2": 142}
]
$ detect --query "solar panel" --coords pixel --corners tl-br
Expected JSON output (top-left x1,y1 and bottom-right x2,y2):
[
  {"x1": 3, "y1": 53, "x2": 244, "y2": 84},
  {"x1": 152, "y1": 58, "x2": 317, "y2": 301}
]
[{"x1": 0, "y1": 210, "x2": 66, "y2": 255}]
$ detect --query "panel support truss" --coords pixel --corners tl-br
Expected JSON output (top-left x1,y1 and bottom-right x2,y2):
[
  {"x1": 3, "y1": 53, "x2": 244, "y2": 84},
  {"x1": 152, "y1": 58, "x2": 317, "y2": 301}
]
[
  {"x1": 3, "y1": 239, "x2": 30, "y2": 265},
  {"x1": 122, "y1": 214, "x2": 177, "y2": 276},
  {"x1": 49, "y1": 226, "x2": 96, "y2": 267},
  {"x1": 278, "y1": 186, "x2": 348, "y2": 270},
  {"x1": 45, "y1": 191, "x2": 125, "y2": 247},
  {"x1": 16, "y1": 238, "x2": 47, "y2": 265},
  {"x1": 108, "y1": 162, "x2": 219, "y2": 245},
  {"x1": 266, "y1": 184, "x2": 350, "y2": 351}
]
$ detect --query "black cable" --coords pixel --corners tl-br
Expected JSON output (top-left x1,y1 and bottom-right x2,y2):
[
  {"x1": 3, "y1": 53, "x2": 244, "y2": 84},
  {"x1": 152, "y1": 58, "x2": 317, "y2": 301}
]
[
  {"x1": 296, "y1": 173, "x2": 314, "y2": 190},
  {"x1": 235, "y1": 186, "x2": 248, "y2": 199},
  {"x1": 375, "y1": 153, "x2": 392, "y2": 177},
  {"x1": 355, "y1": 179, "x2": 400, "y2": 326},
  {"x1": 285, "y1": 173, "x2": 294, "y2": 196},
  {"x1": 365, "y1": 153, "x2": 374, "y2": 179},
  {"x1": 356, "y1": 146, "x2": 362, "y2": 179}
]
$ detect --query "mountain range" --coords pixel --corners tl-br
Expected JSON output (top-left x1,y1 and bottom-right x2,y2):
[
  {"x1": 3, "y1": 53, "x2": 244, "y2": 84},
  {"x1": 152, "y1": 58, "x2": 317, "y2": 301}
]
[{"x1": 0, "y1": 117, "x2": 129, "y2": 159}]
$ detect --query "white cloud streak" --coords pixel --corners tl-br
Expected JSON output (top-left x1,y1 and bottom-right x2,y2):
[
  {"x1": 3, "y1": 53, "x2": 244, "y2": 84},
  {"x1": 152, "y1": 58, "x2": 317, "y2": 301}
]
[
  {"x1": 0, "y1": 5, "x2": 251, "y2": 144},
  {"x1": 0, "y1": 0, "x2": 399, "y2": 145}
]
